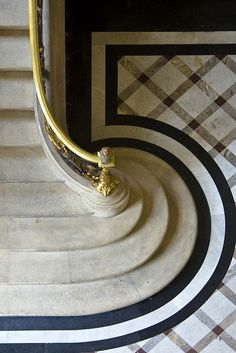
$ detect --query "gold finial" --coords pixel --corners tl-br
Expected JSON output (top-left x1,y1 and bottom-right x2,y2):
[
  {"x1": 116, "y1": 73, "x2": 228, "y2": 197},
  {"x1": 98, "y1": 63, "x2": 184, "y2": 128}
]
[
  {"x1": 95, "y1": 167, "x2": 119, "y2": 197},
  {"x1": 82, "y1": 147, "x2": 119, "y2": 197}
]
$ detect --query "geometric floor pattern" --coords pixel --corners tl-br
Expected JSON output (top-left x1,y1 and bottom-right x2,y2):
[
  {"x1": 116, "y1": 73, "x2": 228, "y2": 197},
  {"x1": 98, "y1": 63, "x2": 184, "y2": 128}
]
[
  {"x1": 136, "y1": 251, "x2": 236, "y2": 353},
  {"x1": 97, "y1": 254, "x2": 236, "y2": 352},
  {"x1": 94, "y1": 238, "x2": 236, "y2": 352},
  {"x1": 94, "y1": 54, "x2": 236, "y2": 352},
  {"x1": 118, "y1": 54, "x2": 236, "y2": 203}
]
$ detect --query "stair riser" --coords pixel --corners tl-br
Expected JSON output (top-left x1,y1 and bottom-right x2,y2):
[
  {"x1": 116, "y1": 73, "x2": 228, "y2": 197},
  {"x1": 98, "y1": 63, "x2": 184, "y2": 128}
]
[
  {"x1": 0, "y1": 147, "x2": 61, "y2": 182},
  {"x1": 0, "y1": 32, "x2": 31, "y2": 70},
  {"x1": 0, "y1": 183, "x2": 89, "y2": 217},
  {"x1": 0, "y1": 282, "x2": 139, "y2": 316},
  {"x1": 0, "y1": 111, "x2": 40, "y2": 146},
  {"x1": 0, "y1": 252, "x2": 70, "y2": 284},
  {"x1": 0, "y1": 0, "x2": 28, "y2": 29},
  {"x1": 0, "y1": 72, "x2": 33, "y2": 109},
  {"x1": 0, "y1": 190, "x2": 143, "y2": 251}
]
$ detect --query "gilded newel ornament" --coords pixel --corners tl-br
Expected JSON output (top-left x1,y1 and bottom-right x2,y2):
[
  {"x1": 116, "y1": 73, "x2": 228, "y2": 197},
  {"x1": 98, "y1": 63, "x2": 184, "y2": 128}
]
[
  {"x1": 45, "y1": 125, "x2": 120, "y2": 197},
  {"x1": 83, "y1": 167, "x2": 120, "y2": 197},
  {"x1": 95, "y1": 167, "x2": 120, "y2": 197},
  {"x1": 83, "y1": 147, "x2": 120, "y2": 197}
]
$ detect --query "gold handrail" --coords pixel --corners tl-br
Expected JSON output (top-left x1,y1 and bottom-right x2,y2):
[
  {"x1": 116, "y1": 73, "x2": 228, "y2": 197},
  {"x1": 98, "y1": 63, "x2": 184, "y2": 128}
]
[{"x1": 28, "y1": 0, "x2": 100, "y2": 165}]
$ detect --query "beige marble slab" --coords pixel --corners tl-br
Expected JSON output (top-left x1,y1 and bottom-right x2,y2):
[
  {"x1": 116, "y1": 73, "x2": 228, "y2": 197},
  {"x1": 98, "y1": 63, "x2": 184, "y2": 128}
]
[
  {"x1": 0, "y1": 146, "x2": 60, "y2": 182},
  {"x1": 0, "y1": 72, "x2": 33, "y2": 109},
  {"x1": 0, "y1": 186, "x2": 143, "y2": 251},
  {"x1": 0, "y1": 31, "x2": 31, "y2": 70},
  {"x1": 0, "y1": 182, "x2": 89, "y2": 217},
  {"x1": 0, "y1": 110, "x2": 40, "y2": 146},
  {"x1": 0, "y1": 0, "x2": 28, "y2": 29},
  {"x1": 0, "y1": 149, "x2": 197, "y2": 315}
]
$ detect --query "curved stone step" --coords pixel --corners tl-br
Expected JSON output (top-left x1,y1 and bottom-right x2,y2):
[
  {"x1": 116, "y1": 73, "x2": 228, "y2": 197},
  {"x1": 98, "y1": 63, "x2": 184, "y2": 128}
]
[
  {"x1": 0, "y1": 162, "x2": 169, "y2": 283},
  {"x1": 0, "y1": 0, "x2": 28, "y2": 29},
  {"x1": 0, "y1": 183, "x2": 143, "y2": 251},
  {"x1": 0, "y1": 110, "x2": 40, "y2": 146},
  {"x1": 0, "y1": 146, "x2": 61, "y2": 182},
  {"x1": 0, "y1": 149, "x2": 197, "y2": 315},
  {"x1": 0, "y1": 182, "x2": 90, "y2": 217},
  {"x1": 0, "y1": 30, "x2": 31, "y2": 70},
  {"x1": 0, "y1": 282, "x2": 141, "y2": 316},
  {"x1": 0, "y1": 71, "x2": 33, "y2": 109}
]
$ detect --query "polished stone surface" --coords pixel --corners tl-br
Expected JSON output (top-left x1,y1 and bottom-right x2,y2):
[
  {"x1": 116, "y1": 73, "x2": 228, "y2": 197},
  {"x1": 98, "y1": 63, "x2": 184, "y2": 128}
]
[
  {"x1": 0, "y1": 110, "x2": 40, "y2": 146},
  {"x1": 0, "y1": 148, "x2": 197, "y2": 315},
  {"x1": 0, "y1": 0, "x2": 28, "y2": 29},
  {"x1": 0, "y1": 71, "x2": 33, "y2": 109},
  {"x1": 0, "y1": 146, "x2": 60, "y2": 182},
  {"x1": 0, "y1": 11, "x2": 235, "y2": 351},
  {"x1": 0, "y1": 30, "x2": 31, "y2": 70}
]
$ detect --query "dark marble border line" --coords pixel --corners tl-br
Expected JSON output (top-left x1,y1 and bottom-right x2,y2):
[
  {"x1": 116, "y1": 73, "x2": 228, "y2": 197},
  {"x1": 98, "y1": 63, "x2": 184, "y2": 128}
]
[
  {"x1": 65, "y1": 29, "x2": 92, "y2": 150},
  {"x1": 64, "y1": 1, "x2": 236, "y2": 32}
]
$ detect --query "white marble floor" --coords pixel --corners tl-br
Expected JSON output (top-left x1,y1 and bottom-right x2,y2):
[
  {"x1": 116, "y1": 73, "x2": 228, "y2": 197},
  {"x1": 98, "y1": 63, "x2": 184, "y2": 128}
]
[{"x1": 90, "y1": 32, "x2": 236, "y2": 353}]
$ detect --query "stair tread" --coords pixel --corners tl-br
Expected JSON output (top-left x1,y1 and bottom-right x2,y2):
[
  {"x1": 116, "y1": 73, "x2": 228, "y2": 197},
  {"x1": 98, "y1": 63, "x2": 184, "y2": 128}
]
[
  {"x1": 0, "y1": 71, "x2": 33, "y2": 109},
  {"x1": 0, "y1": 282, "x2": 140, "y2": 316},
  {"x1": 0, "y1": 182, "x2": 89, "y2": 217},
  {"x1": 0, "y1": 0, "x2": 29, "y2": 29},
  {"x1": 0, "y1": 110, "x2": 40, "y2": 145},
  {"x1": 0, "y1": 145, "x2": 62, "y2": 182},
  {"x1": 0, "y1": 175, "x2": 168, "y2": 285},
  {"x1": 0, "y1": 186, "x2": 143, "y2": 251},
  {"x1": 0, "y1": 32, "x2": 31, "y2": 70}
]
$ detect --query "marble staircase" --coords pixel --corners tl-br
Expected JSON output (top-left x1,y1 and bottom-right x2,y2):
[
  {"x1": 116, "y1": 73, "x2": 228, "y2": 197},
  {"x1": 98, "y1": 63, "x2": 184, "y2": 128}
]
[
  {"x1": 0, "y1": 0, "x2": 94, "y2": 310},
  {"x1": 0, "y1": 0, "x2": 198, "y2": 317}
]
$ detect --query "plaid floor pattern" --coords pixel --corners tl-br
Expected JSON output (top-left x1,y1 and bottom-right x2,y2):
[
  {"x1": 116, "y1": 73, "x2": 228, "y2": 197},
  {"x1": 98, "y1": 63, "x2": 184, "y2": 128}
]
[
  {"x1": 93, "y1": 54, "x2": 236, "y2": 352},
  {"x1": 118, "y1": 54, "x2": 236, "y2": 203}
]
